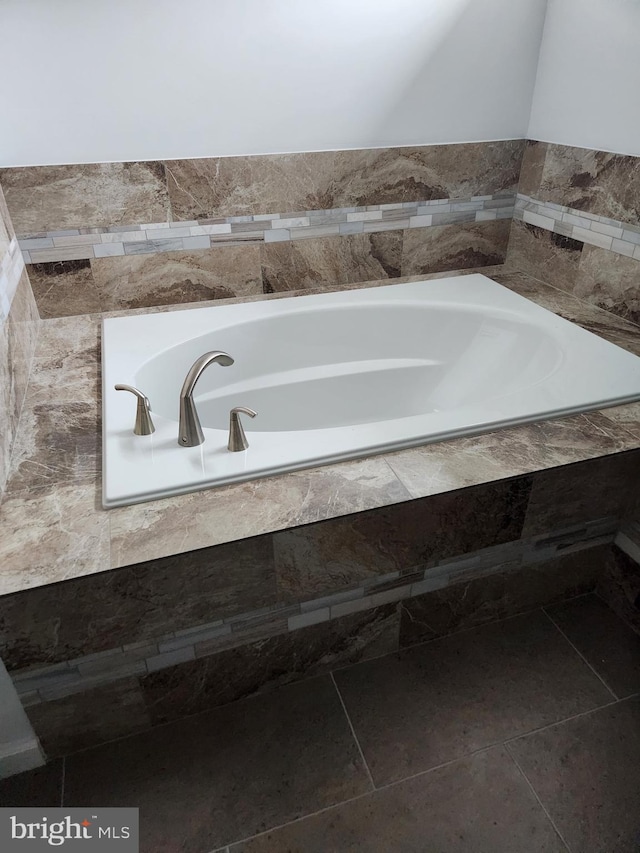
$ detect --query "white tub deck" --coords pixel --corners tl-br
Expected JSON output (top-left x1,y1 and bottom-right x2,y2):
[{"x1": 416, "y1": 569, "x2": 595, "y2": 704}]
[{"x1": 102, "y1": 275, "x2": 640, "y2": 507}]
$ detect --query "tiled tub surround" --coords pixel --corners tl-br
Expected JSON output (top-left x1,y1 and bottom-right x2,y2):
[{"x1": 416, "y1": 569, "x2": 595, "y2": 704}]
[
  {"x1": 0, "y1": 185, "x2": 39, "y2": 495},
  {"x1": 0, "y1": 140, "x2": 524, "y2": 316},
  {"x1": 23, "y1": 202, "x2": 513, "y2": 317},
  {"x1": 0, "y1": 264, "x2": 639, "y2": 755},
  {"x1": 17, "y1": 194, "x2": 516, "y2": 264},
  {"x1": 508, "y1": 139, "x2": 640, "y2": 325},
  {"x1": 0, "y1": 142, "x2": 524, "y2": 233}
]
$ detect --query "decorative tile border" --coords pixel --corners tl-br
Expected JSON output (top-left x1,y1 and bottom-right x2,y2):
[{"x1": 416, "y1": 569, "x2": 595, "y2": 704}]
[
  {"x1": 18, "y1": 193, "x2": 516, "y2": 264},
  {"x1": 514, "y1": 194, "x2": 640, "y2": 259},
  {"x1": 12, "y1": 515, "x2": 616, "y2": 706}
]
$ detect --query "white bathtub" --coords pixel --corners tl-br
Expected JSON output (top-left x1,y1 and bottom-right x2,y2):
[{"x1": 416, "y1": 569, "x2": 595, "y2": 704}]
[{"x1": 102, "y1": 274, "x2": 640, "y2": 507}]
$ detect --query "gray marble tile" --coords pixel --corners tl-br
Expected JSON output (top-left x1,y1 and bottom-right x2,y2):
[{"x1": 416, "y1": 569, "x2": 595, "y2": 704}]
[
  {"x1": 273, "y1": 478, "x2": 531, "y2": 600},
  {"x1": 261, "y1": 231, "x2": 402, "y2": 292},
  {"x1": 0, "y1": 268, "x2": 40, "y2": 496},
  {"x1": 91, "y1": 245, "x2": 262, "y2": 310},
  {"x1": 26, "y1": 677, "x2": 151, "y2": 758},
  {"x1": 509, "y1": 697, "x2": 640, "y2": 853},
  {"x1": 0, "y1": 484, "x2": 110, "y2": 596},
  {"x1": 140, "y1": 604, "x2": 399, "y2": 725},
  {"x1": 506, "y1": 219, "x2": 584, "y2": 296},
  {"x1": 401, "y1": 220, "x2": 510, "y2": 276},
  {"x1": 517, "y1": 140, "x2": 548, "y2": 197},
  {"x1": 522, "y1": 452, "x2": 640, "y2": 536},
  {"x1": 108, "y1": 456, "x2": 411, "y2": 568},
  {"x1": 576, "y1": 244, "x2": 640, "y2": 325},
  {"x1": 28, "y1": 260, "x2": 101, "y2": 318},
  {"x1": 165, "y1": 141, "x2": 524, "y2": 220},
  {"x1": 399, "y1": 545, "x2": 608, "y2": 647},
  {"x1": 0, "y1": 162, "x2": 170, "y2": 232},
  {"x1": 546, "y1": 594, "x2": 640, "y2": 699},
  {"x1": 0, "y1": 535, "x2": 277, "y2": 671},
  {"x1": 64, "y1": 676, "x2": 371, "y2": 851},
  {"x1": 334, "y1": 611, "x2": 612, "y2": 785},
  {"x1": 536, "y1": 142, "x2": 640, "y2": 227},
  {"x1": 232, "y1": 747, "x2": 566, "y2": 853}
]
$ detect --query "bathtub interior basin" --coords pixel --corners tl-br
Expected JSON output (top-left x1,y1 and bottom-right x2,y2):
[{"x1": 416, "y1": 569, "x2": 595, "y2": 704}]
[{"x1": 102, "y1": 274, "x2": 640, "y2": 507}]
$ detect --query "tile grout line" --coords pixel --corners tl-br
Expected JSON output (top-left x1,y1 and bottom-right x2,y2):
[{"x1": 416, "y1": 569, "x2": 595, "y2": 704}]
[
  {"x1": 504, "y1": 742, "x2": 574, "y2": 853},
  {"x1": 541, "y1": 607, "x2": 619, "y2": 700},
  {"x1": 503, "y1": 695, "x2": 622, "y2": 747},
  {"x1": 329, "y1": 671, "x2": 376, "y2": 791}
]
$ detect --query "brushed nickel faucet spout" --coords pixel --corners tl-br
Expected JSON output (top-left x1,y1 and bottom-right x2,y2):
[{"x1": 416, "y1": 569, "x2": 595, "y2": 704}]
[{"x1": 178, "y1": 351, "x2": 234, "y2": 447}]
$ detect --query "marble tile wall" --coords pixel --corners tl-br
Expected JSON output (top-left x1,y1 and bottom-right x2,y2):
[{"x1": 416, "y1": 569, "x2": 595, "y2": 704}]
[
  {"x1": 20, "y1": 539, "x2": 617, "y2": 759},
  {"x1": 507, "y1": 141, "x2": 640, "y2": 325},
  {"x1": 0, "y1": 184, "x2": 39, "y2": 496},
  {"x1": 3, "y1": 443, "x2": 639, "y2": 755},
  {"x1": 0, "y1": 141, "x2": 523, "y2": 316}
]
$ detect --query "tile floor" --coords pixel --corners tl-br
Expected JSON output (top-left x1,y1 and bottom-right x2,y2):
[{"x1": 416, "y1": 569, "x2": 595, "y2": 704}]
[{"x1": 1, "y1": 593, "x2": 639, "y2": 852}]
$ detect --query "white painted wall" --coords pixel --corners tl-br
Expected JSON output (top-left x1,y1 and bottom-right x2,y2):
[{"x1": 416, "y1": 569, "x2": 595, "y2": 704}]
[
  {"x1": 528, "y1": 0, "x2": 640, "y2": 156},
  {"x1": 0, "y1": 0, "x2": 548, "y2": 166}
]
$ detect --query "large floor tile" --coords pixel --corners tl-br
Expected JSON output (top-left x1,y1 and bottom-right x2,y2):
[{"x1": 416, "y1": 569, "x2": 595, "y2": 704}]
[
  {"x1": 64, "y1": 676, "x2": 370, "y2": 852},
  {"x1": 545, "y1": 594, "x2": 640, "y2": 699},
  {"x1": 334, "y1": 610, "x2": 611, "y2": 785},
  {"x1": 509, "y1": 697, "x2": 640, "y2": 853},
  {"x1": 231, "y1": 747, "x2": 566, "y2": 852},
  {"x1": 0, "y1": 760, "x2": 63, "y2": 806}
]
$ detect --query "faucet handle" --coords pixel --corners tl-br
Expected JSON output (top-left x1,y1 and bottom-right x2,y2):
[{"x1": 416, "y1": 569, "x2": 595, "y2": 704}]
[
  {"x1": 115, "y1": 384, "x2": 155, "y2": 435},
  {"x1": 228, "y1": 406, "x2": 257, "y2": 452}
]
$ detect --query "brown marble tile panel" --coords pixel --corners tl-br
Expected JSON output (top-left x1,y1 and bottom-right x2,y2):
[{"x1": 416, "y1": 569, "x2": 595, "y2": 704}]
[
  {"x1": 599, "y1": 402, "x2": 640, "y2": 442},
  {"x1": 28, "y1": 260, "x2": 101, "y2": 318},
  {"x1": 6, "y1": 395, "x2": 99, "y2": 496},
  {"x1": 522, "y1": 452, "x2": 640, "y2": 537},
  {"x1": 508, "y1": 698, "x2": 640, "y2": 853},
  {"x1": 5, "y1": 313, "x2": 100, "y2": 496},
  {"x1": 108, "y1": 456, "x2": 411, "y2": 568},
  {"x1": 399, "y1": 545, "x2": 607, "y2": 648},
  {"x1": 596, "y1": 545, "x2": 640, "y2": 633},
  {"x1": 0, "y1": 162, "x2": 170, "y2": 232},
  {"x1": 141, "y1": 604, "x2": 399, "y2": 725},
  {"x1": 65, "y1": 676, "x2": 371, "y2": 850},
  {"x1": 91, "y1": 246, "x2": 262, "y2": 311},
  {"x1": 494, "y1": 267, "x2": 640, "y2": 345},
  {"x1": 401, "y1": 219, "x2": 510, "y2": 276},
  {"x1": 575, "y1": 245, "x2": 640, "y2": 325},
  {"x1": 273, "y1": 478, "x2": 531, "y2": 600},
  {"x1": 536, "y1": 142, "x2": 640, "y2": 226},
  {"x1": 0, "y1": 268, "x2": 40, "y2": 496},
  {"x1": 546, "y1": 594, "x2": 640, "y2": 699},
  {"x1": 505, "y1": 220, "x2": 583, "y2": 295},
  {"x1": 517, "y1": 140, "x2": 548, "y2": 197},
  {"x1": 0, "y1": 484, "x2": 110, "y2": 596},
  {"x1": 0, "y1": 760, "x2": 63, "y2": 807},
  {"x1": 334, "y1": 610, "x2": 611, "y2": 785},
  {"x1": 165, "y1": 140, "x2": 524, "y2": 219},
  {"x1": 0, "y1": 536, "x2": 277, "y2": 671},
  {"x1": 232, "y1": 747, "x2": 566, "y2": 853},
  {"x1": 386, "y1": 414, "x2": 636, "y2": 500},
  {"x1": 261, "y1": 231, "x2": 401, "y2": 292},
  {"x1": 26, "y1": 677, "x2": 151, "y2": 759}
]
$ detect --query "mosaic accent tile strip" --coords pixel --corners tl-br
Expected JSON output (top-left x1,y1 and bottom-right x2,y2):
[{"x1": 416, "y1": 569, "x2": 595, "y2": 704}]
[
  {"x1": 12, "y1": 516, "x2": 617, "y2": 706},
  {"x1": 514, "y1": 194, "x2": 640, "y2": 260},
  {"x1": 17, "y1": 193, "x2": 516, "y2": 264}
]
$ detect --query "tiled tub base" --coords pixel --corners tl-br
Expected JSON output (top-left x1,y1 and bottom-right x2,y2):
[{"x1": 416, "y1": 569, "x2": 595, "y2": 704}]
[{"x1": 20, "y1": 540, "x2": 618, "y2": 758}]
